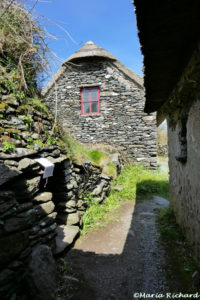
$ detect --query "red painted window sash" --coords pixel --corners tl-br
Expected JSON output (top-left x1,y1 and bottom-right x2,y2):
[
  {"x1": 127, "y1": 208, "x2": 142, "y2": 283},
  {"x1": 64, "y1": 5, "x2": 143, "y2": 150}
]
[{"x1": 81, "y1": 88, "x2": 100, "y2": 115}]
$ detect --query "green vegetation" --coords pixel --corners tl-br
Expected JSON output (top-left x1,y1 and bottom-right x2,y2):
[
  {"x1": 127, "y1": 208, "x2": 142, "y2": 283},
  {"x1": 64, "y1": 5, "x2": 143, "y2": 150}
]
[
  {"x1": 157, "y1": 206, "x2": 199, "y2": 292},
  {"x1": 21, "y1": 115, "x2": 34, "y2": 128},
  {"x1": 12, "y1": 133, "x2": 20, "y2": 140},
  {"x1": 34, "y1": 139, "x2": 43, "y2": 149},
  {"x1": 87, "y1": 150, "x2": 107, "y2": 164},
  {"x1": 0, "y1": 1, "x2": 49, "y2": 96},
  {"x1": 82, "y1": 164, "x2": 169, "y2": 234},
  {"x1": 46, "y1": 136, "x2": 57, "y2": 145},
  {"x1": 26, "y1": 145, "x2": 34, "y2": 150},
  {"x1": 26, "y1": 137, "x2": 34, "y2": 144},
  {"x1": 62, "y1": 133, "x2": 118, "y2": 178},
  {"x1": 27, "y1": 98, "x2": 49, "y2": 114},
  {"x1": 2, "y1": 142, "x2": 16, "y2": 153},
  {"x1": 158, "y1": 206, "x2": 183, "y2": 241}
]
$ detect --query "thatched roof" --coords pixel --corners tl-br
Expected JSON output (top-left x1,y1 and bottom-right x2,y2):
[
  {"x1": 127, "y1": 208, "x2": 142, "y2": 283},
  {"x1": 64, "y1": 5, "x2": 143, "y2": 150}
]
[
  {"x1": 134, "y1": 0, "x2": 200, "y2": 113},
  {"x1": 42, "y1": 41, "x2": 143, "y2": 96},
  {"x1": 65, "y1": 41, "x2": 116, "y2": 62}
]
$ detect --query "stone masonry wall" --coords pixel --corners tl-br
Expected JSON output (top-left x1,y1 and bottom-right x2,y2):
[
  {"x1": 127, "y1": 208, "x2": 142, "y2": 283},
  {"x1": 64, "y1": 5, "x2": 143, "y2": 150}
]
[
  {"x1": 0, "y1": 95, "x2": 121, "y2": 299},
  {"x1": 168, "y1": 99, "x2": 200, "y2": 260},
  {"x1": 45, "y1": 59, "x2": 157, "y2": 169}
]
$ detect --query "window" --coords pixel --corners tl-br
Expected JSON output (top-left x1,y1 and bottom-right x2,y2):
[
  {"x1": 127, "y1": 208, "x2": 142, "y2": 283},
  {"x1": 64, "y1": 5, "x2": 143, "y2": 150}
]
[
  {"x1": 81, "y1": 87, "x2": 100, "y2": 115},
  {"x1": 175, "y1": 116, "x2": 187, "y2": 163}
]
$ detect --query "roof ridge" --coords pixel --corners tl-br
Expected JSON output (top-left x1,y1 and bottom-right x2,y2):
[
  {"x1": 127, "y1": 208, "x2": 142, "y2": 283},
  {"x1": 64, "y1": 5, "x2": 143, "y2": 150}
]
[{"x1": 42, "y1": 41, "x2": 143, "y2": 95}]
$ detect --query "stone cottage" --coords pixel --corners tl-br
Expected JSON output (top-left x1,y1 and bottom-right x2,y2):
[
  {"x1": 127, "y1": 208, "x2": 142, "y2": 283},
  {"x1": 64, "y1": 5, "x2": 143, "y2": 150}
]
[
  {"x1": 43, "y1": 41, "x2": 157, "y2": 168},
  {"x1": 134, "y1": 0, "x2": 200, "y2": 258}
]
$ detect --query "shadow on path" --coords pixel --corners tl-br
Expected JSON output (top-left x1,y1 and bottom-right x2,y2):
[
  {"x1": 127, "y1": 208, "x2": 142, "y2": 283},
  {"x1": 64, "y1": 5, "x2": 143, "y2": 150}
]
[{"x1": 57, "y1": 180, "x2": 188, "y2": 300}]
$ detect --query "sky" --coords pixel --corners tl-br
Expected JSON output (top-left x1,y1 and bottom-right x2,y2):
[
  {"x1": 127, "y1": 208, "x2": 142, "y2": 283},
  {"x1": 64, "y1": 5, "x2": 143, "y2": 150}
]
[{"x1": 26, "y1": 0, "x2": 143, "y2": 83}]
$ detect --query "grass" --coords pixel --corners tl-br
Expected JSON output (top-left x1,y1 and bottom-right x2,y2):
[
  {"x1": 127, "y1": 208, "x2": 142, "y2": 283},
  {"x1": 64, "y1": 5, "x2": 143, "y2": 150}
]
[
  {"x1": 82, "y1": 164, "x2": 169, "y2": 235},
  {"x1": 158, "y1": 206, "x2": 183, "y2": 241},
  {"x1": 62, "y1": 132, "x2": 118, "y2": 178},
  {"x1": 157, "y1": 206, "x2": 199, "y2": 292}
]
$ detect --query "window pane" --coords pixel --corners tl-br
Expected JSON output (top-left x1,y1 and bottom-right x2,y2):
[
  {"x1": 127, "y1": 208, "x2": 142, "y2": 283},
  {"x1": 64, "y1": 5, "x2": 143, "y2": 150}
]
[
  {"x1": 91, "y1": 101, "x2": 98, "y2": 113},
  {"x1": 91, "y1": 89, "x2": 98, "y2": 101},
  {"x1": 83, "y1": 102, "x2": 90, "y2": 114},
  {"x1": 82, "y1": 89, "x2": 90, "y2": 101}
]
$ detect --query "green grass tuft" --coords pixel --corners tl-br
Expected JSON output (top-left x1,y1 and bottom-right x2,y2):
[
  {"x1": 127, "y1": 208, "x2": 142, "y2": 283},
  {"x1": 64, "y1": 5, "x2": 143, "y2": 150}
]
[
  {"x1": 61, "y1": 132, "x2": 118, "y2": 178},
  {"x1": 158, "y1": 206, "x2": 184, "y2": 241},
  {"x1": 87, "y1": 150, "x2": 106, "y2": 164},
  {"x1": 82, "y1": 164, "x2": 169, "y2": 235}
]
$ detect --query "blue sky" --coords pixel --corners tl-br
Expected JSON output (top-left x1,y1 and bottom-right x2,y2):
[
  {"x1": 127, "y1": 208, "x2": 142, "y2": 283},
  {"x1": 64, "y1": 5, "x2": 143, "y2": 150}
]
[{"x1": 28, "y1": 0, "x2": 143, "y2": 82}]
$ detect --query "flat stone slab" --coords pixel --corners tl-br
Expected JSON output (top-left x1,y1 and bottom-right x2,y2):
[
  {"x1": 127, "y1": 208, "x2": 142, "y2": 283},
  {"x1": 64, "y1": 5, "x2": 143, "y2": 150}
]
[
  {"x1": 0, "y1": 162, "x2": 21, "y2": 186},
  {"x1": 153, "y1": 196, "x2": 169, "y2": 207},
  {"x1": 55, "y1": 225, "x2": 80, "y2": 255}
]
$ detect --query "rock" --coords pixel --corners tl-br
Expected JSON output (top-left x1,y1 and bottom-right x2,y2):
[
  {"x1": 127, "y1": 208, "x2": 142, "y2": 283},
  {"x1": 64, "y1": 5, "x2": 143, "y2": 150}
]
[
  {"x1": 110, "y1": 153, "x2": 120, "y2": 167},
  {"x1": 66, "y1": 183, "x2": 74, "y2": 190},
  {"x1": 28, "y1": 245, "x2": 56, "y2": 300},
  {"x1": 46, "y1": 155, "x2": 67, "y2": 165},
  {"x1": 0, "y1": 148, "x2": 37, "y2": 159},
  {"x1": 18, "y1": 158, "x2": 37, "y2": 172},
  {"x1": 66, "y1": 200, "x2": 76, "y2": 208},
  {"x1": 0, "y1": 162, "x2": 21, "y2": 186},
  {"x1": 65, "y1": 207, "x2": 77, "y2": 213},
  {"x1": 32, "y1": 133, "x2": 39, "y2": 139},
  {"x1": 15, "y1": 148, "x2": 37, "y2": 158},
  {"x1": 22, "y1": 132, "x2": 31, "y2": 140},
  {"x1": 0, "y1": 232, "x2": 29, "y2": 268},
  {"x1": 2, "y1": 95, "x2": 19, "y2": 107},
  {"x1": 34, "y1": 192, "x2": 53, "y2": 203},
  {"x1": 4, "y1": 160, "x2": 18, "y2": 167},
  {"x1": 92, "y1": 180, "x2": 106, "y2": 196},
  {"x1": 66, "y1": 212, "x2": 81, "y2": 226},
  {"x1": 13, "y1": 176, "x2": 41, "y2": 199},
  {"x1": 77, "y1": 200, "x2": 86, "y2": 208},
  {"x1": 100, "y1": 173, "x2": 111, "y2": 180},
  {"x1": 4, "y1": 215, "x2": 36, "y2": 233},
  {"x1": 35, "y1": 201, "x2": 55, "y2": 217},
  {"x1": 113, "y1": 185, "x2": 124, "y2": 192},
  {"x1": 9, "y1": 116, "x2": 24, "y2": 126},
  {"x1": 39, "y1": 212, "x2": 57, "y2": 228},
  {"x1": 0, "y1": 199, "x2": 16, "y2": 215},
  {"x1": 55, "y1": 225, "x2": 80, "y2": 254}
]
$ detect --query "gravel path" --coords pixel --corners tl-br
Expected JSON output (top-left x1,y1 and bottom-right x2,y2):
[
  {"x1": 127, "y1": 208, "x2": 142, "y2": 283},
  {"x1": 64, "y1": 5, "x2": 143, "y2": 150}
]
[{"x1": 59, "y1": 196, "x2": 175, "y2": 300}]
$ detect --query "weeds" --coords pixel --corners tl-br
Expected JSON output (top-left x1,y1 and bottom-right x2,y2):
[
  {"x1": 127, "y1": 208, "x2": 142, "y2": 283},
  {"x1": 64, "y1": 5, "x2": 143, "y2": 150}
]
[
  {"x1": 62, "y1": 132, "x2": 118, "y2": 178},
  {"x1": 2, "y1": 141, "x2": 16, "y2": 153},
  {"x1": 82, "y1": 164, "x2": 169, "y2": 235},
  {"x1": 157, "y1": 206, "x2": 199, "y2": 292}
]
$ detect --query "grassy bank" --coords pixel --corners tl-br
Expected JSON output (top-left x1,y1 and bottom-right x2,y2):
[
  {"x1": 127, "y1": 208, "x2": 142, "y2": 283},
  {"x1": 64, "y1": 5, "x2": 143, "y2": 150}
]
[
  {"x1": 82, "y1": 164, "x2": 169, "y2": 234},
  {"x1": 62, "y1": 133, "x2": 118, "y2": 178}
]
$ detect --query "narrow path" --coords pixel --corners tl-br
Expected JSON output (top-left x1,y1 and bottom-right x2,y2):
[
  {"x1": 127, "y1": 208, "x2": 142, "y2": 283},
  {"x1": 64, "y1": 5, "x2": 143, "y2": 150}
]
[{"x1": 58, "y1": 196, "x2": 175, "y2": 300}]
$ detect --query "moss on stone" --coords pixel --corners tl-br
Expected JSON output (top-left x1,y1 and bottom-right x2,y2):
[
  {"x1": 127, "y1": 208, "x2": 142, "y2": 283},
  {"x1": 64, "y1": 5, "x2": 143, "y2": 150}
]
[
  {"x1": 16, "y1": 104, "x2": 34, "y2": 114},
  {"x1": 0, "y1": 103, "x2": 8, "y2": 112}
]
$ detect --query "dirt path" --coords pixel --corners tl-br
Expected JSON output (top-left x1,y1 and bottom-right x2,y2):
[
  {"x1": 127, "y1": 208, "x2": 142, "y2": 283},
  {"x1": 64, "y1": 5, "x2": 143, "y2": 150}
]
[{"x1": 58, "y1": 196, "x2": 178, "y2": 300}]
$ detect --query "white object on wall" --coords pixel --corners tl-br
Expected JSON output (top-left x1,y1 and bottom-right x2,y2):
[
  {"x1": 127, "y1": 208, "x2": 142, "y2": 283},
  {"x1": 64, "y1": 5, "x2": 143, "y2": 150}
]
[{"x1": 35, "y1": 158, "x2": 55, "y2": 179}]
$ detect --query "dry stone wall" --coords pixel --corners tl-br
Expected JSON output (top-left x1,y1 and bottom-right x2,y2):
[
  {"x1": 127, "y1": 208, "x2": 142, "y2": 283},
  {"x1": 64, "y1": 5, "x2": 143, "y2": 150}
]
[
  {"x1": 0, "y1": 96, "x2": 120, "y2": 299},
  {"x1": 44, "y1": 59, "x2": 157, "y2": 169}
]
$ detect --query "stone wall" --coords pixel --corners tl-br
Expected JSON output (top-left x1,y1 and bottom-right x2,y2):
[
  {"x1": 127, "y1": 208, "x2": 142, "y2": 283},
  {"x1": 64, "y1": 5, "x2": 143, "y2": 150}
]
[
  {"x1": 0, "y1": 150, "x2": 117, "y2": 298},
  {"x1": 0, "y1": 96, "x2": 121, "y2": 299},
  {"x1": 168, "y1": 99, "x2": 200, "y2": 259},
  {"x1": 157, "y1": 142, "x2": 168, "y2": 157},
  {"x1": 44, "y1": 59, "x2": 157, "y2": 169}
]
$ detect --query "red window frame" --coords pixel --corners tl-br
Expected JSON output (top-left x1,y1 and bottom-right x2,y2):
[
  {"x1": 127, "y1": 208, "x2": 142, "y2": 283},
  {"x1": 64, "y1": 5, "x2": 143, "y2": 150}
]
[{"x1": 81, "y1": 87, "x2": 100, "y2": 115}]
